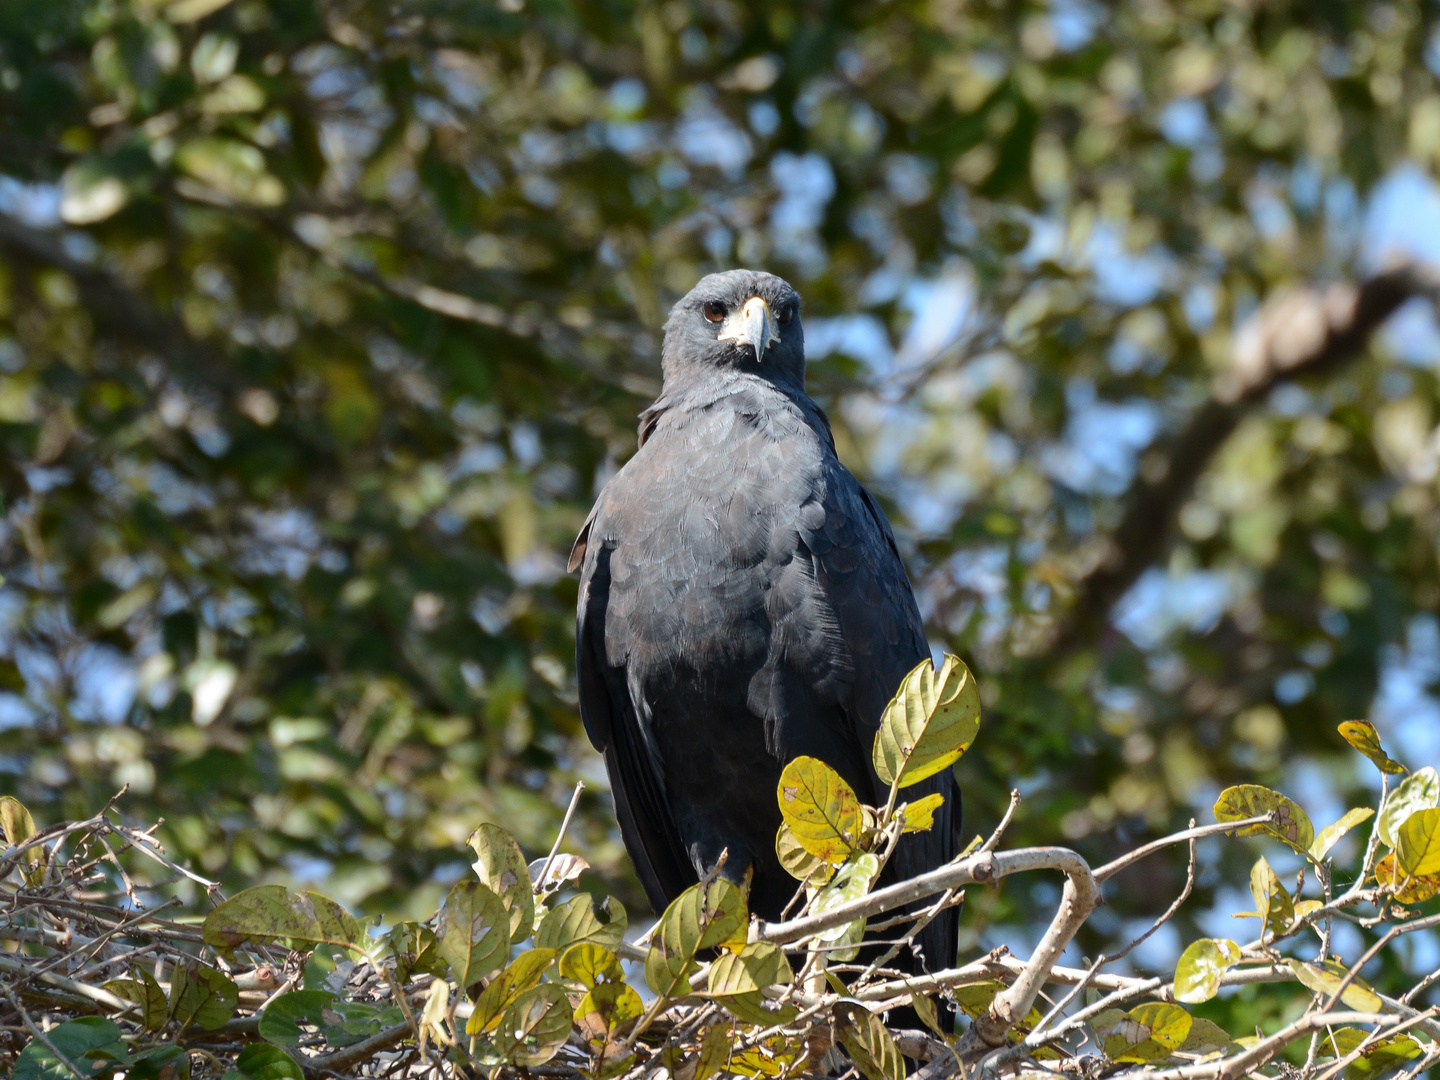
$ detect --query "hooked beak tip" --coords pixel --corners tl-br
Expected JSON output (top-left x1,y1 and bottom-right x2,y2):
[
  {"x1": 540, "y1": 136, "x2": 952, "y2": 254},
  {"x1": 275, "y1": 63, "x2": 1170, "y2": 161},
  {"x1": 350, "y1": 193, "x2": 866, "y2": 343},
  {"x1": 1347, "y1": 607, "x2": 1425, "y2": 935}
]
[{"x1": 719, "y1": 296, "x2": 782, "y2": 360}]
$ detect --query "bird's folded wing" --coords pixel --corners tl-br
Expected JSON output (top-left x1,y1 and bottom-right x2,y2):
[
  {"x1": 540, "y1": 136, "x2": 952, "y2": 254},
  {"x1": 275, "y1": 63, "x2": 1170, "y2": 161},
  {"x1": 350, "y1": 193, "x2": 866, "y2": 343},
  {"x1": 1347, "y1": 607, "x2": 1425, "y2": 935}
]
[{"x1": 575, "y1": 541, "x2": 695, "y2": 914}]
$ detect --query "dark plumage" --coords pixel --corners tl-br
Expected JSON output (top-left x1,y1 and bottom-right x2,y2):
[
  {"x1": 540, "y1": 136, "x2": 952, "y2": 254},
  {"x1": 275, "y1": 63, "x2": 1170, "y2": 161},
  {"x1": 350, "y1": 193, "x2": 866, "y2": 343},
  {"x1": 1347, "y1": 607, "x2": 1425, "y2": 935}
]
[{"x1": 571, "y1": 269, "x2": 961, "y2": 1002}]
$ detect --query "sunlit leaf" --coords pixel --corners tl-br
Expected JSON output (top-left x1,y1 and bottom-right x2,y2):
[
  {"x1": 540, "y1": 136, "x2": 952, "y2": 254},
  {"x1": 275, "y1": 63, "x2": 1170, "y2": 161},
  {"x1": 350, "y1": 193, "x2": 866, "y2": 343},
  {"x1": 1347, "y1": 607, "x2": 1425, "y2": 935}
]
[
  {"x1": 1311, "y1": 808, "x2": 1375, "y2": 862},
  {"x1": 574, "y1": 982, "x2": 644, "y2": 1045},
  {"x1": 1102, "y1": 1003, "x2": 1192, "y2": 1064},
  {"x1": 557, "y1": 942, "x2": 624, "y2": 988},
  {"x1": 1315, "y1": 1028, "x2": 1424, "y2": 1078},
  {"x1": 535, "y1": 893, "x2": 626, "y2": 953},
  {"x1": 1287, "y1": 960, "x2": 1384, "y2": 1012},
  {"x1": 1249, "y1": 856, "x2": 1293, "y2": 938},
  {"x1": 466, "y1": 949, "x2": 557, "y2": 1035},
  {"x1": 1374, "y1": 852, "x2": 1440, "y2": 904},
  {"x1": 59, "y1": 158, "x2": 128, "y2": 225},
  {"x1": 0, "y1": 795, "x2": 43, "y2": 886},
  {"x1": 706, "y1": 942, "x2": 792, "y2": 996},
  {"x1": 203, "y1": 885, "x2": 361, "y2": 952},
  {"x1": 1173, "y1": 938, "x2": 1242, "y2": 1004},
  {"x1": 776, "y1": 756, "x2": 864, "y2": 865},
  {"x1": 480, "y1": 984, "x2": 572, "y2": 1067},
  {"x1": 873, "y1": 654, "x2": 980, "y2": 788},
  {"x1": 835, "y1": 1001, "x2": 906, "y2": 1080},
  {"x1": 899, "y1": 792, "x2": 946, "y2": 832},
  {"x1": 728, "y1": 1033, "x2": 800, "y2": 1077},
  {"x1": 468, "y1": 823, "x2": 536, "y2": 944},
  {"x1": 812, "y1": 852, "x2": 880, "y2": 962},
  {"x1": 1377, "y1": 767, "x2": 1440, "y2": 849},
  {"x1": 1214, "y1": 785, "x2": 1314, "y2": 856},
  {"x1": 1395, "y1": 807, "x2": 1440, "y2": 877},
  {"x1": 644, "y1": 877, "x2": 747, "y2": 999},
  {"x1": 175, "y1": 137, "x2": 284, "y2": 205},
  {"x1": 528, "y1": 853, "x2": 590, "y2": 895},
  {"x1": 434, "y1": 881, "x2": 510, "y2": 988},
  {"x1": 1337, "y1": 721, "x2": 1406, "y2": 775},
  {"x1": 775, "y1": 821, "x2": 834, "y2": 885}
]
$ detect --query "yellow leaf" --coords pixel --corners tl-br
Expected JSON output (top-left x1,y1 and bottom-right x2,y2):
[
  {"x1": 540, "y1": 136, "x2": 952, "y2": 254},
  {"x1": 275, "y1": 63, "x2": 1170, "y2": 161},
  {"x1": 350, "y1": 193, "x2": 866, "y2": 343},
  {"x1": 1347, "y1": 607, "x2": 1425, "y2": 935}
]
[
  {"x1": 874, "y1": 654, "x2": 980, "y2": 788},
  {"x1": 776, "y1": 756, "x2": 863, "y2": 865}
]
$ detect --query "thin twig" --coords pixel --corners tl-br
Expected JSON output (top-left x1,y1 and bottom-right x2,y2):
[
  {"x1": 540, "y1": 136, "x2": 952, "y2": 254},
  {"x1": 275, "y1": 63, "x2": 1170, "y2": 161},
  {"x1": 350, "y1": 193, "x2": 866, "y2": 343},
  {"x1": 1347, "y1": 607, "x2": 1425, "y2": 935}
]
[{"x1": 535, "y1": 782, "x2": 585, "y2": 895}]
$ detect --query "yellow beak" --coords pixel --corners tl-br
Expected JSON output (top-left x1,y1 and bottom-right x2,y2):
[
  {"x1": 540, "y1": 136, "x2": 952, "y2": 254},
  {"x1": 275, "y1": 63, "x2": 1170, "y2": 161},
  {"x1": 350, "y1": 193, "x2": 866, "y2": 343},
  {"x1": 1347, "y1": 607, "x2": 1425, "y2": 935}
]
[{"x1": 717, "y1": 296, "x2": 782, "y2": 360}]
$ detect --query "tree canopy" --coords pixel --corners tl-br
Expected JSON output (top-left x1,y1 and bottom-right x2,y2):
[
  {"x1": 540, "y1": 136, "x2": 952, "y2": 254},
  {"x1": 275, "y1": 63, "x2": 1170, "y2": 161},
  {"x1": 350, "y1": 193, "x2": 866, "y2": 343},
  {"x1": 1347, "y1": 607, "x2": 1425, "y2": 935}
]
[{"x1": 2, "y1": 0, "x2": 1440, "y2": 1023}]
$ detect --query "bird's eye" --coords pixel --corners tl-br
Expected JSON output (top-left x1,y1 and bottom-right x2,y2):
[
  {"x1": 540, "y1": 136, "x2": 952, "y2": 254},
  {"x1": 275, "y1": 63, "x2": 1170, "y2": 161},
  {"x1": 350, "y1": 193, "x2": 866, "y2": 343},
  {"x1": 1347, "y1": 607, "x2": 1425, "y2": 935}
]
[
  {"x1": 777, "y1": 304, "x2": 795, "y2": 325},
  {"x1": 702, "y1": 301, "x2": 727, "y2": 323}
]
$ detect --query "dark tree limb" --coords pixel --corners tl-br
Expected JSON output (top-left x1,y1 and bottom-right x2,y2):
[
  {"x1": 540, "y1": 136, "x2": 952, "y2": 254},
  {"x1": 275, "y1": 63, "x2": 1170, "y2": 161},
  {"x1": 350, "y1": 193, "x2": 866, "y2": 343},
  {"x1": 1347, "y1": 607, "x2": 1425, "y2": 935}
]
[{"x1": 1062, "y1": 261, "x2": 1440, "y2": 646}]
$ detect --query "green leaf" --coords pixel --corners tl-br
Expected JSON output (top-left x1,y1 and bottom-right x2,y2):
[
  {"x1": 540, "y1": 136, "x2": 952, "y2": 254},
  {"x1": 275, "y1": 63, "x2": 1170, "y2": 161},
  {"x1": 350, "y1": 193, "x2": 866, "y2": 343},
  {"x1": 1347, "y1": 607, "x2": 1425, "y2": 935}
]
[
  {"x1": 1374, "y1": 852, "x2": 1440, "y2": 903},
  {"x1": 59, "y1": 158, "x2": 129, "y2": 225},
  {"x1": 466, "y1": 948, "x2": 558, "y2": 1035},
  {"x1": 14, "y1": 1017, "x2": 127, "y2": 1080},
  {"x1": 175, "y1": 137, "x2": 284, "y2": 205},
  {"x1": 481, "y1": 983, "x2": 572, "y2": 1066},
  {"x1": 313, "y1": 1000, "x2": 403, "y2": 1048},
  {"x1": 1178, "y1": 1018, "x2": 1238, "y2": 1057},
  {"x1": 574, "y1": 982, "x2": 644, "y2": 1045},
  {"x1": 435, "y1": 880, "x2": 511, "y2": 988},
  {"x1": 1396, "y1": 807, "x2": 1440, "y2": 877},
  {"x1": 1214, "y1": 784, "x2": 1315, "y2": 856},
  {"x1": 1377, "y1": 766, "x2": 1440, "y2": 849},
  {"x1": 811, "y1": 852, "x2": 880, "y2": 962},
  {"x1": 1249, "y1": 856, "x2": 1293, "y2": 937},
  {"x1": 203, "y1": 885, "x2": 361, "y2": 952},
  {"x1": 1173, "y1": 938, "x2": 1242, "y2": 1004},
  {"x1": 1102, "y1": 1003, "x2": 1193, "y2": 1064},
  {"x1": 907, "y1": 987, "x2": 946, "y2": 1038},
  {"x1": 534, "y1": 893, "x2": 626, "y2": 953},
  {"x1": 777, "y1": 756, "x2": 864, "y2": 865},
  {"x1": 468, "y1": 823, "x2": 536, "y2": 945},
  {"x1": 873, "y1": 653, "x2": 980, "y2": 788},
  {"x1": 387, "y1": 921, "x2": 442, "y2": 982},
  {"x1": 226, "y1": 1044, "x2": 304, "y2": 1080},
  {"x1": 169, "y1": 960, "x2": 239, "y2": 1030},
  {"x1": 1311, "y1": 808, "x2": 1375, "y2": 862},
  {"x1": 103, "y1": 968, "x2": 168, "y2": 1030},
  {"x1": 644, "y1": 877, "x2": 747, "y2": 999},
  {"x1": 557, "y1": 943, "x2": 624, "y2": 988},
  {"x1": 717, "y1": 991, "x2": 801, "y2": 1026},
  {"x1": 834, "y1": 1001, "x2": 906, "y2": 1080},
  {"x1": 706, "y1": 942, "x2": 793, "y2": 996},
  {"x1": 259, "y1": 990, "x2": 335, "y2": 1047},
  {"x1": 1287, "y1": 960, "x2": 1384, "y2": 1012},
  {"x1": 0, "y1": 795, "x2": 44, "y2": 886},
  {"x1": 899, "y1": 792, "x2": 946, "y2": 832},
  {"x1": 693, "y1": 1021, "x2": 734, "y2": 1080},
  {"x1": 1315, "y1": 1028, "x2": 1424, "y2": 1078},
  {"x1": 128, "y1": 1043, "x2": 190, "y2": 1080},
  {"x1": 775, "y1": 821, "x2": 834, "y2": 885},
  {"x1": 1337, "y1": 721, "x2": 1406, "y2": 775},
  {"x1": 729, "y1": 1033, "x2": 801, "y2": 1076}
]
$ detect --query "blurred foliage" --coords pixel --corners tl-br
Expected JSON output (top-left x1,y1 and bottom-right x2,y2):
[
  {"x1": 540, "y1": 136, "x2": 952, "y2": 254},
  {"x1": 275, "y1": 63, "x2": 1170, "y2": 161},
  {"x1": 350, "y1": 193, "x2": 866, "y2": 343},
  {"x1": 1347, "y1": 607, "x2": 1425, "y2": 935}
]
[{"x1": 1, "y1": 0, "x2": 1439, "y2": 998}]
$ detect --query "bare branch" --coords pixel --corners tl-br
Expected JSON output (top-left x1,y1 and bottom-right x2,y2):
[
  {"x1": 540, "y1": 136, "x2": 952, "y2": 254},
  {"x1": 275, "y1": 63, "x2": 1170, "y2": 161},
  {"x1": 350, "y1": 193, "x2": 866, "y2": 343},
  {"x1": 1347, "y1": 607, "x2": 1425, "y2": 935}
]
[{"x1": 1063, "y1": 260, "x2": 1440, "y2": 641}]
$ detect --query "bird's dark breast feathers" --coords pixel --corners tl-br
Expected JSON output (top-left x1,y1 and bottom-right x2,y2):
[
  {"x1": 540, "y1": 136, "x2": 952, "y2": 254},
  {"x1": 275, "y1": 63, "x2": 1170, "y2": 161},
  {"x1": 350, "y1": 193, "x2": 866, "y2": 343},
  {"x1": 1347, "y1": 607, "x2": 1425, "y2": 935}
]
[{"x1": 576, "y1": 375, "x2": 935, "y2": 917}]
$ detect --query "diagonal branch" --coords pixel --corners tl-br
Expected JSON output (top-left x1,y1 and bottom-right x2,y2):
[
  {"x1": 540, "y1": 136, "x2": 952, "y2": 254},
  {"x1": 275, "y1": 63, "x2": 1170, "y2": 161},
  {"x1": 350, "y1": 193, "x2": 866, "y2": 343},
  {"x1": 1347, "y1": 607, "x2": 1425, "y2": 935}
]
[{"x1": 1062, "y1": 260, "x2": 1440, "y2": 643}]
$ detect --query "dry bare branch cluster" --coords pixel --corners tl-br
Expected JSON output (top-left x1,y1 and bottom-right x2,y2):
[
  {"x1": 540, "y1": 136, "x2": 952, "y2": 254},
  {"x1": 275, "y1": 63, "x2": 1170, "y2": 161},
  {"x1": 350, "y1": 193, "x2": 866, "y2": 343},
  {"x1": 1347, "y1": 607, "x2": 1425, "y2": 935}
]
[{"x1": 2, "y1": 693, "x2": 1438, "y2": 1080}]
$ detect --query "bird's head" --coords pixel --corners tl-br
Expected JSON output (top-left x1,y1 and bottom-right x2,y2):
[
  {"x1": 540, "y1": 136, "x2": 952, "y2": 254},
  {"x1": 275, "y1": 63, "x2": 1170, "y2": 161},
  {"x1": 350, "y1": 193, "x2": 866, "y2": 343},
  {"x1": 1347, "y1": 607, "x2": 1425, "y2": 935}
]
[{"x1": 660, "y1": 269, "x2": 804, "y2": 387}]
